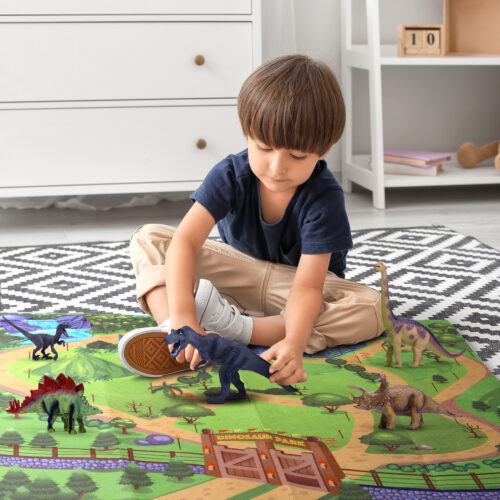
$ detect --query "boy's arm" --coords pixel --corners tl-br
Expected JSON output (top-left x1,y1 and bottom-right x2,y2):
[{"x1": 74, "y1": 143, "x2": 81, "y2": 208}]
[
  {"x1": 262, "y1": 252, "x2": 331, "y2": 385},
  {"x1": 165, "y1": 201, "x2": 215, "y2": 366}
]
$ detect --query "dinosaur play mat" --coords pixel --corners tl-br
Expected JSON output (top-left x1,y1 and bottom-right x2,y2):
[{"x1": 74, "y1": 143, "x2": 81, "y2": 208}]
[{"x1": 0, "y1": 313, "x2": 499, "y2": 499}]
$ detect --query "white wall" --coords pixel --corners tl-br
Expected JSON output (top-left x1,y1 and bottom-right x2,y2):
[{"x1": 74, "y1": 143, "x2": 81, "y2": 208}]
[{"x1": 263, "y1": 0, "x2": 500, "y2": 173}]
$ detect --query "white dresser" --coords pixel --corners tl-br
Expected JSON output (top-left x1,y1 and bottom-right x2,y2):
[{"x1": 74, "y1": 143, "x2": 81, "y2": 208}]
[{"x1": 0, "y1": 0, "x2": 262, "y2": 198}]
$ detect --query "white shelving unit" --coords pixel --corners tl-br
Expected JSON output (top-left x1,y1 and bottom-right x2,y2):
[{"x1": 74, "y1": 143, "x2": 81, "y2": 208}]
[{"x1": 340, "y1": 0, "x2": 500, "y2": 209}]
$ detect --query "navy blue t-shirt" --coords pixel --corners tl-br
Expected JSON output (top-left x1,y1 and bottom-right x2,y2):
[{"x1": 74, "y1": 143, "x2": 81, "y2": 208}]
[{"x1": 190, "y1": 149, "x2": 353, "y2": 278}]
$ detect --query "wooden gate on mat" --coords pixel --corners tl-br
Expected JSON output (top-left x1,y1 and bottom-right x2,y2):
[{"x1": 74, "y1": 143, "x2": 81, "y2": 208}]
[{"x1": 201, "y1": 428, "x2": 345, "y2": 494}]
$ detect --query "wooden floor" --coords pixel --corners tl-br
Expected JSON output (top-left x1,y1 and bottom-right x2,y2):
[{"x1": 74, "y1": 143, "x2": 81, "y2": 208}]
[{"x1": 0, "y1": 184, "x2": 499, "y2": 250}]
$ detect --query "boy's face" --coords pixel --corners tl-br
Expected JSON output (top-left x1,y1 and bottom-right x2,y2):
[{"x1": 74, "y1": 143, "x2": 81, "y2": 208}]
[{"x1": 247, "y1": 136, "x2": 324, "y2": 194}]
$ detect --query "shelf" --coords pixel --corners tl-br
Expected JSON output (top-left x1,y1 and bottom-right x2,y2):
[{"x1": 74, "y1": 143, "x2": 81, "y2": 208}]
[
  {"x1": 344, "y1": 44, "x2": 500, "y2": 68},
  {"x1": 350, "y1": 154, "x2": 500, "y2": 188},
  {"x1": 340, "y1": 0, "x2": 500, "y2": 208}
]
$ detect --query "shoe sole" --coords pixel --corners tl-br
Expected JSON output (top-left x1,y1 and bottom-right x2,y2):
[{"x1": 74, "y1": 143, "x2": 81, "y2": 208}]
[{"x1": 118, "y1": 327, "x2": 190, "y2": 377}]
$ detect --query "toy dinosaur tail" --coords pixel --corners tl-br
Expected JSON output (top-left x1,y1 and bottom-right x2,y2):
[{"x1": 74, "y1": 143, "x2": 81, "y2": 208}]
[
  {"x1": 424, "y1": 397, "x2": 460, "y2": 417},
  {"x1": 2, "y1": 316, "x2": 33, "y2": 340},
  {"x1": 428, "y1": 333, "x2": 467, "y2": 359}
]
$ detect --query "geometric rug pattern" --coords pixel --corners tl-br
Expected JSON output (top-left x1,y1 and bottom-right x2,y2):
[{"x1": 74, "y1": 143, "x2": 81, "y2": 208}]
[{"x1": 1, "y1": 225, "x2": 498, "y2": 377}]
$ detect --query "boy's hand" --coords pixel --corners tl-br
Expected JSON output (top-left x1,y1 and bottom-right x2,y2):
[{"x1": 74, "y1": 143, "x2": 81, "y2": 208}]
[
  {"x1": 167, "y1": 321, "x2": 204, "y2": 370},
  {"x1": 171, "y1": 343, "x2": 203, "y2": 371},
  {"x1": 260, "y1": 340, "x2": 307, "y2": 385}
]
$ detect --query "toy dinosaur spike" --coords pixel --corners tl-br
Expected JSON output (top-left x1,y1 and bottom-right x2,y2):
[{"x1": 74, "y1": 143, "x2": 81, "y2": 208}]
[
  {"x1": 6, "y1": 374, "x2": 101, "y2": 433},
  {"x1": 6, "y1": 399, "x2": 21, "y2": 415},
  {"x1": 374, "y1": 261, "x2": 466, "y2": 367}
]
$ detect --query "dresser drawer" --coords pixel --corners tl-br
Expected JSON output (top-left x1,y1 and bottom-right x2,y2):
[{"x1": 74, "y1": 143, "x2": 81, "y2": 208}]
[
  {"x1": 0, "y1": 22, "x2": 252, "y2": 102},
  {"x1": 0, "y1": 105, "x2": 246, "y2": 187},
  {"x1": 0, "y1": 0, "x2": 252, "y2": 15}
]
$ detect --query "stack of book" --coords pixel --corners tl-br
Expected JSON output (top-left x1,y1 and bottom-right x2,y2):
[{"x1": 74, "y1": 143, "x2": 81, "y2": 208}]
[{"x1": 383, "y1": 149, "x2": 452, "y2": 176}]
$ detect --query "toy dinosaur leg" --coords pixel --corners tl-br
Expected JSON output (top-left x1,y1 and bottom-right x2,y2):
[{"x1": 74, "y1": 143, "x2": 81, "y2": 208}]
[
  {"x1": 409, "y1": 403, "x2": 424, "y2": 429},
  {"x1": 207, "y1": 367, "x2": 232, "y2": 404},
  {"x1": 68, "y1": 403, "x2": 77, "y2": 434},
  {"x1": 41, "y1": 346, "x2": 52, "y2": 359},
  {"x1": 412, "y1": 345, "x2": 424, "y2": 367},
  {"x1": 32, "y1": 347, "x2": 40, "y2": 360},
  {"x1": 50, "y1": 345, "x2": 58, "y2": 361},
  {"x1": 384, "y1": 343, "x2": 394, "y2": 367},
  {"x1": 77, "y1": 417, "x2": 86, "y2": 433},
  {"x1": 61, "y1": 416, "x2": 69, "y2": 432},
  {"x1": 408, "y1": 396, "x2": 417, "y2": 429},
  {"x1": 43, "y1": 400, "x2": 59, "y2": 432},
  {"x1": 393, "y1": 337, "x2": 402, "y2": 368},
  {"x1": 379, "y1": 413, "x2": 388, "y2": 429},
  {"x1": 383, "y1": 404, "x2": 397, "y2": 430},
  {"x1": 225, "y1": 370, "x2": 247, "y2": 401}
]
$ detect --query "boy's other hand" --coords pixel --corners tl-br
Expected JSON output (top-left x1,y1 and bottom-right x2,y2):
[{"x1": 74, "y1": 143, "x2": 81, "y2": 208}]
[{"x1": 260, "y1": 340, "x2": 307, "y2": 385}]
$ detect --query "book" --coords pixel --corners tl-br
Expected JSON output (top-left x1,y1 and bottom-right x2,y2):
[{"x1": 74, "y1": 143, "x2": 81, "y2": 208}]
[
  {"x1": 384, "y1": 149, "x2": 451, "y2": 167},
  {"x1": 384, "y1": 162, "x2": 443, "y2": 176}
]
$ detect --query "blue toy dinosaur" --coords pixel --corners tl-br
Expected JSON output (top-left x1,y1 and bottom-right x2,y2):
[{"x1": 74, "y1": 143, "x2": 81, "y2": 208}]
[
  {"x1": 2, "y1": 316, "x2": 70, "y2": 361},
  {"x1": 166, "y1": 326, "x2": 298, "y2": 404}
]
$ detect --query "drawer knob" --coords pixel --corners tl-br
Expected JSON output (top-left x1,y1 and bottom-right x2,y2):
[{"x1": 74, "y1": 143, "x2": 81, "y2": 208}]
[
  {"x1": 196, "y1": 139, "x2": 207, "y2": 150},
  {"x1": 194, "y1": 54, "x2": 206, "y2": 66}
]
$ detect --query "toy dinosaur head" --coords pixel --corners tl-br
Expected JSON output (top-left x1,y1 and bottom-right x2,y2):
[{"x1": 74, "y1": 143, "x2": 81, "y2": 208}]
[
  {"x1": 348, "y1": 385, "x2": 371, "y2": 409},
  {"x1": 165, "y1": 327, "x2": 195, "y2": 358},
  {"x1": 374, "y1": 261, "x2": 386, "y2": 272},
  {"x1": 56, "y1": 324, "x2": 71, "y2": 338},
  {"x1": 348, "y1": 374, "x2": 389, "y2": 409}
]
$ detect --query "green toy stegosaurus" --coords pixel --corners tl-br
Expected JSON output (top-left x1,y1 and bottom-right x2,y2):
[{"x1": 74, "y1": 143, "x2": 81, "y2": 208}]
[{"x1": 7, "y1": 373, "x2": 101, "y2": 434}]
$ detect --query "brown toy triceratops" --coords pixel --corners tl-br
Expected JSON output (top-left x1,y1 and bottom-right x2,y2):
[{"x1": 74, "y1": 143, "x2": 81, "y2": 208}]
[{"x1": 348, "y1": 374, "x2": 458, "y2": 430}]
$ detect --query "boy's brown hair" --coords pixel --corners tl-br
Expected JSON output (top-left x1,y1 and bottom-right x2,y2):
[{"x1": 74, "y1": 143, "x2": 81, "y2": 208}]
[{"x1": 238, "y1": 54, "x2": 345, "y2": 157}]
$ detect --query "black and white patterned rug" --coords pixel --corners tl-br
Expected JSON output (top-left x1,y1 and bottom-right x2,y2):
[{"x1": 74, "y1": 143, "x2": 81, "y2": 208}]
[{"x1": 0, "y1": 225, "x2": 498, "y2": 377}]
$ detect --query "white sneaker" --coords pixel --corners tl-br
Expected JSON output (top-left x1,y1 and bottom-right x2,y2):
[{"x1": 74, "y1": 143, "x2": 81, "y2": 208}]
[{"x1": 194, "y1": 279, "x2": 253, "y2": 344}]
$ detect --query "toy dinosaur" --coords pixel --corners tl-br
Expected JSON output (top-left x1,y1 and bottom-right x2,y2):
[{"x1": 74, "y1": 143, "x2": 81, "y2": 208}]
[
  {"x1": 374, "y1": 262, "x2": 466, "y2": 367},
  {"x1": 6, "y1": 373, "x2": 101, "y2": 433},
  {"x1": 349, "y1": 374, "x2": 458, "y2": 430},
  {"x1": 2, "y1": 316, "x2": 70, "y2": 361},
  {"x1": 166, "y1": 326, "x2": 298, "y2": 404}
]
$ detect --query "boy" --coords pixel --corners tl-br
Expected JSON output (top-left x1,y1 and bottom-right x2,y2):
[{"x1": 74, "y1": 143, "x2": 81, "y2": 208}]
[{"x1": 118, "y1": 55, "x2": 383, "y2": 385}]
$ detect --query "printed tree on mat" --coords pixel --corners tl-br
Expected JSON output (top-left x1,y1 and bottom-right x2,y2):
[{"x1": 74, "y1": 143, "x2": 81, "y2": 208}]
[
  {"x1": 29, "y1": 432, "x2": 57, "y2": 448},
  {"x1": 163, "y1": 460, "x2": 195, "y2": 481},
  {"x1": 58, "y1": 487, "x2": 80, "y2": 500},
  {"x1": 92, "y1": 431, "x2": 120, "y2": 450},
  {"x1": 326, "y1": 358, "x2": 347, "y2": 368},
  {"x1": 119, "y1": 463, "x2": 153, "y2": 490},
  {"x1": 337, "y1": 478, "x2": 373, "y2": 499},
  {"x1": 301, "y1": 393, "x2": 351, "y2": 414},
  {"x1": 11, "y1": 486, "x2": 33, "y2": 500},
  {"x1": 125, "y1": 400, "x2": 144, "y2": 413},
  {"x1": 161, "y1": 403, "x2": 215, "y2": 431},
  {"x1": 151, "y1": 381, "x2": 184, "y2": 398},
  {"x1": 66, "y1": 468, "x2": 98, "y2": 498},
  {"x1": 360, "y1": 430, "x2": 413, "y2": 452},
  {"x1": 110, "y1": 417, "x2": 136, "y2": 434},
  {"x1": 0, "y1": 466, "x2": 31, "y2": 496},
  {"x1": 472, "y1": 400, "x2": 490, "y2": 412},
  {"x1": 0, "y1": 429, "x2": 24, "y2": 446},
  {"x1": 28, "y1": 472, "x2": 60, "y2": 497}
]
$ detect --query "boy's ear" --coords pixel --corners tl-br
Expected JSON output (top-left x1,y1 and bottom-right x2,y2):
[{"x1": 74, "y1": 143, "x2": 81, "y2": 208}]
[{"x1": 319, "y1": 148, "x2": 331, "y2": 160}]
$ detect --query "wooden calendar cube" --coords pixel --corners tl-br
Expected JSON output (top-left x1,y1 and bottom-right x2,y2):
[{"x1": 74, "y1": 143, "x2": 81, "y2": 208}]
[{"x1": 398, "y1": 25, "x2": 444, "y2": 56}]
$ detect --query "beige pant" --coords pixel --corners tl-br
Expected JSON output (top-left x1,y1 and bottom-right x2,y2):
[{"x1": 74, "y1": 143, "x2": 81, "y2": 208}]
[{"x1": 130, "y1": 224, "x2": 383, "y2": 354}]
